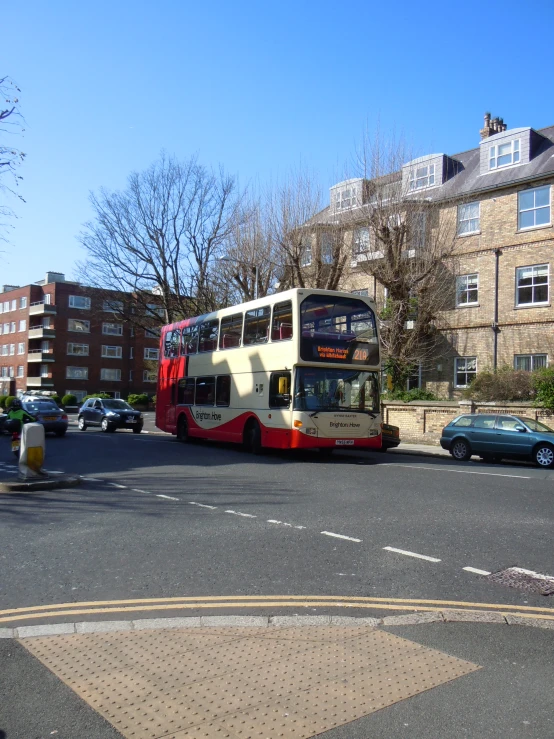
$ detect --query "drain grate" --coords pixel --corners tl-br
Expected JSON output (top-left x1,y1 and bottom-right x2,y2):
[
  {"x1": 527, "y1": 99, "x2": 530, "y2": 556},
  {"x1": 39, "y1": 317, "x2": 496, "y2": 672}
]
[{"x1": 487, "y1": 567, "x2": 554, "y2": 595}]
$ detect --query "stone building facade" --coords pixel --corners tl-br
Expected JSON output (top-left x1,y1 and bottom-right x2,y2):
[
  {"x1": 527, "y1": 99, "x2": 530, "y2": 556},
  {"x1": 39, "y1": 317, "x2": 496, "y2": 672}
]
[
  {"x1": 0, "y1": 272, "x2": 162, "y2": 401},
  {"x1": 309, "y1": 115, "x2": 554, "y2": 397}
]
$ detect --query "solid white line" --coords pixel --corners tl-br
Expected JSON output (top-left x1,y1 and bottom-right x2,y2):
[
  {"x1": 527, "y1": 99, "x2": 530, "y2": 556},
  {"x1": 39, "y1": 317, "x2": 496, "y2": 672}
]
[
  {"x1": 380, "y1": 463, "x2": 531, "y2": 479},
  {"x1": 225, "y1": 510, "x2": 257, "y2": 518},
  {"x1": 383, "y1": 546, "x2": 441, "y2": 562},
  {"x1": 107, "y1": 483, "x2": 127, "y2": 489},
  {"x1": 321, "y1": 531, "x2": 362, "y2": 543},
  {"x1": 157, "y1": 494, "x2": 179, "y2": 501},
  {"x1": 463, "y1": 567, "x2": 491, "y2": 576},
  {"x1": 189, "y1": 502, "x2": 217, "y2": 510}
]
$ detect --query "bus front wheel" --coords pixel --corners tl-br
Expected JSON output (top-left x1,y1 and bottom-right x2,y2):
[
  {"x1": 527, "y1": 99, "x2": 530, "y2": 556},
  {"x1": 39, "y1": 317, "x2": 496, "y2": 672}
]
[
  {"x1": 177, "y1": 415, "x2": 190, "y2": 443},
  {"x1": 244, "y1": 420, "x2": 262, "y2": 455}
]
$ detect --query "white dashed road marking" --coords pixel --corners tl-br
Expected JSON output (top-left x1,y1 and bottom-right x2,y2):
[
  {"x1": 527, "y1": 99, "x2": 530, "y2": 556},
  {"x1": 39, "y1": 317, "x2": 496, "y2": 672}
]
[
  {"x1": 157, "y1": 494, "x2": 179, "y2": 501},
  {"x1": 189, "y1": 502, "x2": 217, "y2": 510},
  {"x1": 225, "y1": 510, "x2": 257, "y2": 518},
  {"x1": 380, "y1": 463, "x2": 531, "y2": 479},
  {"x1": 267, "y1": 520, "x2": 306, "y2": 529},
  {"x1": 321, "y1": 531, "x2": 362, "y2": 543},
  {"x1": 383, "y1": 546, "x2": 441, "y2": 563},
  {"x1": 107, "y1": 482, "x2": 127, "y2": 489},
  {"x1": 463, "y1": 567, "x2": 492, "y2": 576}
]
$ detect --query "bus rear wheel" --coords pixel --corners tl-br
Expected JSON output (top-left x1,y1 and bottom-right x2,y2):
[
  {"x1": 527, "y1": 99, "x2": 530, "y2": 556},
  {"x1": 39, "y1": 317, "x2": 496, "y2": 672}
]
[
  {"x1": 244, "y1": 420, "x2": 262, "y2": 455},
  {"x1": 177, "y1": 415, "x2": 190, "y2": 443}
]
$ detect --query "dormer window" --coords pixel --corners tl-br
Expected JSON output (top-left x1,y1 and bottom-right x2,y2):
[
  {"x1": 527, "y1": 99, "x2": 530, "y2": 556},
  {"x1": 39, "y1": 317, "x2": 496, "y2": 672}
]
[
  {"x1": 489, "y1": 139, "x2": 520, "y2": 169},
  {"x1": 409, "y1": 164, "x2": 435, "y2": 191},
  {"x1": 336, "y1": 188, "x2": 357, "y2": 210}
]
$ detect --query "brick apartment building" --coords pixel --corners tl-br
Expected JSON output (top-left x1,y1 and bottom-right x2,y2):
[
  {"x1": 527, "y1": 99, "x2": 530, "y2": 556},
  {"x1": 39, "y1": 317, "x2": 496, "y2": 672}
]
[
  {"x1": 305, "y1": 114, "x2": 554, "y2": 397},
  {"x1": 0, "y1": 272, "x2": 162, "y2": 402}
]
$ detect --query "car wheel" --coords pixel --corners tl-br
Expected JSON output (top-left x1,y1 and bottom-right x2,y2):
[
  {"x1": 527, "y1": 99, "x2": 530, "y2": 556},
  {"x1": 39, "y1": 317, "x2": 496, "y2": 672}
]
[
  {"x1": 244, "y1": 420, "x2": 262, "y2": 455},
  {"x1": 133, "y1": 425, "x2": 143, "y2": 434},
  {"x1": 101, "y1": 418, "x2": 114, "y2": 433},
  {"x1": 450, "y1": 438, "x2": 472, "y2": 461},
  {"x1": 55, "y1": 430, "x2": 67, "y2": 437},
  {"x1": 176, "y1": 415, "x2": 189, "y2": 443},
  {"x1": 533, "y1": 443, "x2": 554, "y2": 468},
  {"x1": 78, "y1": 416, "x2": 87, "y2": 431}
]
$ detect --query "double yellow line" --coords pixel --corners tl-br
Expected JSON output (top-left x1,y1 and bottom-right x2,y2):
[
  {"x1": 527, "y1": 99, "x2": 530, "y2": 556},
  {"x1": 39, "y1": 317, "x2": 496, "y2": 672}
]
[{"x1": 1, "y1": 595, "x2": 553, "y2": 624}]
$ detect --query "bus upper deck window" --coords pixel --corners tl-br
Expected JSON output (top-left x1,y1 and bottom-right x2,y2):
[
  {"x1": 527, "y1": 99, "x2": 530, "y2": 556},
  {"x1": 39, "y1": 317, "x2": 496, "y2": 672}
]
[
  {"x1": 271, "y1": 301, "x2": 293, "y2": 341},
  {"x1": 219, "y1": 313, "x2": 243, "y2": 350},
  {"x1": 244, "y1": 306, "x2": 270, "y2": 345},
  {"x1": 198, "y1": 319, "x2": 219, "y2": 353}
]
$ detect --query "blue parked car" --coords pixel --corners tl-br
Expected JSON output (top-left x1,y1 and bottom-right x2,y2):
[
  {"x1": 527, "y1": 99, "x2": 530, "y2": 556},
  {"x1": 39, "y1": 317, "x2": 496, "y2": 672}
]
[{"x1": 440, "y1": 414, "x2": 554, "y2": 468}]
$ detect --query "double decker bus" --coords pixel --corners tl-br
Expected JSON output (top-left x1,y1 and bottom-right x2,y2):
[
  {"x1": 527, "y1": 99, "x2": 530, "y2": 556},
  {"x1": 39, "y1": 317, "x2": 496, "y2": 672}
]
[{"x1": 156, "y1": 288, "x2": 381, "y2": 453}]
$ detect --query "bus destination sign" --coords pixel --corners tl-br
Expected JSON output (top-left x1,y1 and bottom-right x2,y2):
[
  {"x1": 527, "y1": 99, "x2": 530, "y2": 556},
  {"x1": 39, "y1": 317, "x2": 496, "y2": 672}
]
[{"x1": 313, "y1": 343, "x2": 371, "y2": 363}]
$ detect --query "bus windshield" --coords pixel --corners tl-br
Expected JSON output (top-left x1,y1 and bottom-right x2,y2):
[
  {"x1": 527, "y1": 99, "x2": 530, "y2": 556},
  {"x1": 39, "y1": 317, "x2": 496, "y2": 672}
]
[
  {"x1": 294, "y1": 367, "x2": 379, "y2": 414},
  {"x1": 299, "y1": 294, "x2": 379, "y2": 366}
]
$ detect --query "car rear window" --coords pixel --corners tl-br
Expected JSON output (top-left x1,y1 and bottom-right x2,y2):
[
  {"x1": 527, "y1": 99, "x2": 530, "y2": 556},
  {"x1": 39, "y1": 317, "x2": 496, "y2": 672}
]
[
  {"x1": 451, "y1": 416, "x2": 472, "y2": 427},
  {"x1": 24, "y1": 402, "x2": 59, "y2": 412}
]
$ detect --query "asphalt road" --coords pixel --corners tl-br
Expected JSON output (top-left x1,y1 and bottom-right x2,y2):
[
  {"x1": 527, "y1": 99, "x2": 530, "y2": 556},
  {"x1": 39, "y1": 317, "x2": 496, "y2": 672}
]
[{"x1": 1, "y1": 422, "x2": 553, "y2": 617}]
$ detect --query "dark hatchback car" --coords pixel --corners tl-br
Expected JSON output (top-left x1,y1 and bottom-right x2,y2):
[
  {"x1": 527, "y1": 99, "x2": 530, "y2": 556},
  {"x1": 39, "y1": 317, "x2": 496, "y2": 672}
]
[
  {"x1": 78, "y1": 398, "x2": 143, "y2": 433},
  {"x1": 1, "y1": 397, "x2": 68, "y2": 436},
  {"x1": 381, "y1": 423, "x2": 400, "y2": 451},
  {"x1": 441, "y1": 413, "x2": 554, "y2": 468}
]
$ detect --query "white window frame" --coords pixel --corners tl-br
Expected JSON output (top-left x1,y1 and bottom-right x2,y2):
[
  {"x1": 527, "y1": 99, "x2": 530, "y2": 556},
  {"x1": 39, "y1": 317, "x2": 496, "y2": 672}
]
[
  {"x1": 516, "y1": 264, "x2": 549, "y2": 307},
  {"x1": 489, "y1": 139, "x2": 520, "y2": 170},
  {"x1": 3, "y1": 301, "x2": 9, "y2": 312},
  {"x1": 143, "y1": 370, "x2": 158, "y2": 383},
  {"x1": 301, "y1": 242, "x2": 312, "y2": 267},
  {"x1": 518, "y1": 186, "x2": 551, "y2": 231},
  {"x1": 320, "y1": 233, "x2": 333, "y2": 264},
  {"x1": 68, "y1": 319, "x2": 90, "y2": 333},
  {"x1": 102, "y1": 345, "x2": 123, "y2": 359},
  {"x1": 144, "y1": 347, "x2": 159, "y2": 360},
  {"x1": 69, "y1": 295, "x2": 91, "y2": 310},
  {"x1": 67, "y1": 343, "x2": 89, "y2": 356},
  {"x1": 456, "y1": 274, "x2": 479, "y2": 306},
  {"x1": 100, "y1": 368, "x2": 122, "y2": 381},
  {"x1": 457, "y1": 202, "x2": 480, "y2": 235},
  {"x1": 335, "y1": 187, "x2": 357, "y2": 211},
  {"x1": 102, "y1": 322, "x2": 123, "y2": 336},
  {"x1": 409, "y1": 163, "x2": 435, "y2": 191},
  {"x1": 10, "y1": 299, "x2": 16, "y2": 311},
  {"x1": 9, "y1": 344, "x2": 15, "y2": 356},
  {"x1": 17, "y1": 365, "x2": 24, "y2": 377},
  {"x1": 352, "y1": 227, "x2": 370, "y2": 255},
  {"x1": 455, "y1": 357, "x2": 477, "y2": 388},
  {"x1": 19, "y1": 297, "x2": 27, "y2": 309},
  {"x1": 514, "y1": 354, "x2": 548, "y2": 372},
  {"x1": 1, "y1": 345, "x2": 7, "y2": 356},
  {"x1": 18, "y1": 319, "x2": 26, "y2": 332},
  {"x1": 103, "y1": 299, "x2": 124, "y2": 313},
  {"x1": 17, "y1": 342, "x2": 25, "y2": 355},
  {"x1": 8, "y1": 366, "x2": 14, "y2": 378},
  {"x1": 10, "y1": 322, "x2": 15, "y2": 333},
  {"x1": 66, "y1": 366, "x2": 89, "y2": 380}
]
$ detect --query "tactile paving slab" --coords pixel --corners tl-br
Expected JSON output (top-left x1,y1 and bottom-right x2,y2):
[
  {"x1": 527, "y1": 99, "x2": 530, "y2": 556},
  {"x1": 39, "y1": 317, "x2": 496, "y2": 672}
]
[{"x1": 21, "y1": 626, "x2": 480, "y2": 738}]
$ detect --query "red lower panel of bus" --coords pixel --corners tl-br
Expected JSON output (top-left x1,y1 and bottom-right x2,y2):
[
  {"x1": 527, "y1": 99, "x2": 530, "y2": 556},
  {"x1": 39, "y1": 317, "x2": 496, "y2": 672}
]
[{"x1": 175, "y1": 408, "x2": 381, "y2": 451}]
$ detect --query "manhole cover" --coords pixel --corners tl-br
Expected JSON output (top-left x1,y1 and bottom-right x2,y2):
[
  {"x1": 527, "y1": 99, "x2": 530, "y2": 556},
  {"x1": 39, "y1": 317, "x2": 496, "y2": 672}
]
[{"x1": 487, "y1": 567, "x2": 554, "y2": 595}]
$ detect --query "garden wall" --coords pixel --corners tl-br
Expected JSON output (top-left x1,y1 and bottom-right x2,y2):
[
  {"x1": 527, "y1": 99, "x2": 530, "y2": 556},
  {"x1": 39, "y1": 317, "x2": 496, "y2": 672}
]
[{"x1": 382, "y1": 401, "x2": 554, "y2": 444}]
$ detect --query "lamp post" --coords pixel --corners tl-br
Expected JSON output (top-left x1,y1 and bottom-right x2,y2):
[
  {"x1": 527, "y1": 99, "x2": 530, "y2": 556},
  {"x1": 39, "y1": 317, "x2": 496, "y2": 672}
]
[{"x1": 218, "y1": 258, "x2": 259, "y2": 300}]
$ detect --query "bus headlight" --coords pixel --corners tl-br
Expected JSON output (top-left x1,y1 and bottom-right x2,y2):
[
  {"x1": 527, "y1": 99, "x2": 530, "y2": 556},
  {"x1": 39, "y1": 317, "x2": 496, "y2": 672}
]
[{"x1": 305, "y1": 427, "x2": 317, "y2": 436}]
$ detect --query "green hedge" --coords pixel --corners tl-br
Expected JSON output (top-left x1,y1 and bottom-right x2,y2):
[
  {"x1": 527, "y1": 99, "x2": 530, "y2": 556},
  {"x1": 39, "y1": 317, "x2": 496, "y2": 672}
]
[
  {"x1": 127, "y1": 393, "x2": 149, "y2": 405},
  {"x1": 62, "y1": 394, "x2": 78, "y2": 406},
  {"x1": 81, "y1": 393, "x2": 112, "y2": 402},
  {"x1": 5, "y1": 395, "x2": 16, "y2": 409},
  {"x1": 0, "y1": 395, "x2": 7, "y2": 409}
]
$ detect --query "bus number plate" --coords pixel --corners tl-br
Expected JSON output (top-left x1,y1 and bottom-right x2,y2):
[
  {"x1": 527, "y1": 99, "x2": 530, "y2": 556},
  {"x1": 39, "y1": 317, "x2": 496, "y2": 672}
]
[{"x1": 335, "y1": 439, "x2": 354, "y2": 446}]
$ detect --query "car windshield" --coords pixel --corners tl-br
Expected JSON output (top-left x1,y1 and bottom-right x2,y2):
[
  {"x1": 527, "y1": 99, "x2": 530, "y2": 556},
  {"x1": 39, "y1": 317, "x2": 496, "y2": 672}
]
[
  {"x1": 518, "y1": 417, "x2": 554, "y2": 432},
  {"x1": 23, "y1": 401, "x2": 58, "y2": 413},
  {"x1": 103, "y1": 399, "x2": 133, "y2": 410},
  {"x1": 294, "y1": 367, "x2": 379, "y2": 413}
]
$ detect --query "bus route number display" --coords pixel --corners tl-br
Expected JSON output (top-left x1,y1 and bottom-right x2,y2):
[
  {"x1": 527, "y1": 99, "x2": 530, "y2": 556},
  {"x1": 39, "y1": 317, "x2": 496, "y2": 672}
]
[{"x1": 316, "y1": 345, "x2": 370, "y2": 362}]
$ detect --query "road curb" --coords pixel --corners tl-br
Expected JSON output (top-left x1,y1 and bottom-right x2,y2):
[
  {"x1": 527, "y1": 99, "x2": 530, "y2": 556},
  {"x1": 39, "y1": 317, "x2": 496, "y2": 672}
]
[
  {"x1": 4, "y1": 609, "x2": 554, "y2": 638},
  {"x1": 0, "y1": 475, "x2": 81, "y2": 493}
]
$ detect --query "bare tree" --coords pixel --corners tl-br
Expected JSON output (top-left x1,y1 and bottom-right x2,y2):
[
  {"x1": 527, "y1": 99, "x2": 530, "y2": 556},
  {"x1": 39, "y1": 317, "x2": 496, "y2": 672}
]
[
  {"x1": 77, "y1": 152, "x2": 244, "y2": 329},
  {"x1": 342, "y1": 131, "x2": 459, "y2": 391},
  {"x1": 0, "y1": 76, "x2": 25, "y2": 241},
  {"x1": 266, "y1": 168, "x2": 351, "y2": 291}
]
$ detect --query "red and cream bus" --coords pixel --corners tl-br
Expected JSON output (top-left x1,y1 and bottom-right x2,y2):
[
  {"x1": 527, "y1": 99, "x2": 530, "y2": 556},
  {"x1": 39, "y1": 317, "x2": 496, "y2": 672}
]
[{"x1": 156, "y1": 288, "x2": 381, "y2": 453}]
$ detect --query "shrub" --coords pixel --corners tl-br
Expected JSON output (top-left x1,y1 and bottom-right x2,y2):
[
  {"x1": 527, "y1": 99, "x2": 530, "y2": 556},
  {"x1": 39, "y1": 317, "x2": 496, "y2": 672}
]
[
  {"x1": 62, "y1": 394, "x2": 78, "y2": 406},
  {"x1": 51, "y1": 394, "x2": 61, "y2": 405},
  {"x1": 5, "y1": 395, "x2": 16, "y2": 409},
  {"x1": 127, "y1": 393, "x2": 149, "y2": 406},
  {"x1": 82, "y1": 393, "x2": 112, "y2": 401},
  {"x1": 533, "y1": 367, "x2": 554, "y2": 410},
  {"x1": 463, "y1": 366, "x2": 535, "y2": 402},
  {"x1": 0, "y1": 396, "x2": 7, "y2": 409}
]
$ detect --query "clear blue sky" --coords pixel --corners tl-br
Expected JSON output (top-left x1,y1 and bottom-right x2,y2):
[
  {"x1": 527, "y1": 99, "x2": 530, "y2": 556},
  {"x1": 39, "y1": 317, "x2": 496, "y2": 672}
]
[{"x1": 3, "y1": 0, "x2": 553, "y2": 286}]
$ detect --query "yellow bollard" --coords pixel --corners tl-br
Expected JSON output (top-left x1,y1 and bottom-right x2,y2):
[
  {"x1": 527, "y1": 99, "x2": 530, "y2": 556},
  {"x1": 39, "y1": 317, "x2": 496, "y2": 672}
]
[{"x1": 19, "y1": 423, "x2": 47, "y2": 479}]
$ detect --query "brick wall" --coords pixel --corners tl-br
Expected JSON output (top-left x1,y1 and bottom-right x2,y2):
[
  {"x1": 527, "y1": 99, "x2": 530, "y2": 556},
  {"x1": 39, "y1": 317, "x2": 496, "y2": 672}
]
[{"x1": 383, "y1": 400, "x2": 554, "y2": 443}]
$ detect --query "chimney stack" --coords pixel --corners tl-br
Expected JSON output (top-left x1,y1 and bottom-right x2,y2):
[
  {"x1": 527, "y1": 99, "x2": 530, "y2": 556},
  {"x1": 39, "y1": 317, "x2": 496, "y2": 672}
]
[{"x1": 480, "y1": 112, "x2": 507, "y2": 139}]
